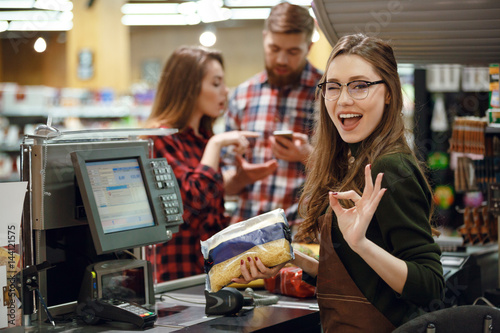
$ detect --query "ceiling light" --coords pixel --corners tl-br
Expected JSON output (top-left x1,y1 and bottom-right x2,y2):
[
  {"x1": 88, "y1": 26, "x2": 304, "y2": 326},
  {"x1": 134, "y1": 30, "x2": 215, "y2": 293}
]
[
  {"x1": 58, "y1": 11, "x2": 73, "y2": 21},
  {"x1": 309, "y1": 8, "x2": 315, "y2": 19},
  {"x1": 199, "y1": 31, "x2": 216, "y2": 47},
  {"x1": 224, "y1": 0, "x2": 281, "y2": 7},
  {"x1": 312, "y1": 29, "x2": 320, "y2": 42},
  {"x1": 177, "y1": 1, "x2": 197, "y2": 15},
  {"x1": 224, "y1": 0, "x2": 312, "y2": 7},
  {"x1": 288, "y1": 0, "x2": 312, "y2": 6},
  {"x1": 34, "y1": 37, "x2": 46, "y2": 52},
  {"x1": 8, "y1": 20, "x2": 73, "y2": 31},
  {"x1": 184, "y1": 14, "x2": 201, "y2": 25},
  {"x1": 0, "y1": 0, "x2": 34, "y2": 9},
  {"x1": 0, "y1": 20, "x2": 8, "y2": 32},
  {"x1": 0, "y1": 10, "x2": 60, "y2": 21},
  {"x1": 121, "y1": 3, "x2": 178, "y2": 15},
  {"x1": 230, "y1": 8, "x2": 271, "y2": 20},
  {"x1": 200, "y1": 7, "x2": 231, "y2": 23},
  {"x1": 121, "y1": 14, "x2": 189, "y2": 26},
  {"x1": 198, "y1": 0, "x2": 230, "y2": 23},
  {"x1": 34, "y1": 0, "x2": 72, "y2": 11}
]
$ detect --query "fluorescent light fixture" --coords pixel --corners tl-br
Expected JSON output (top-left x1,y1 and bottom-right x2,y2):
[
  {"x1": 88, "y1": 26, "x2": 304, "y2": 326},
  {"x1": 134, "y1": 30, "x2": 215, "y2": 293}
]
[
  {"x1": 8, "y1": 20, "x2": 73, "y2": 31},
  {"x1": 198, "y1": 0, "x2": 230, "y2": 23},
  {"x1": 122, "y1": 14, "x2": 194, "y2": 26},
  {"x1": 0, "y1": 20, "x2": 8, "y2": 32},
  {"x1": 177, "y1": 2, "x2": 197, "y2": 15},
  {"x1": 59, "y1": 11, "x2": 73, "y2": 21},
  {"x1": 0, "y1": 0, "x2": 34, "y2": 9},
  {"x1": 200, "y1": 7, "x2": 231, "y2": 23},
  {"x1": 230, "y1": 8, "x2": 271, "y2": 20},
  {"x1": 0, "y1": 10, "x2": 60, "y2": 21},
  {"x1": 225, "y1": 0, "x2": 280, "y2": 7},
  {"x1": 312, "y1": 29, "x2": 320, "y2": 42},
  {"x1": 121, "y1": 3, "x2": 178, "y2": 15},
  {"x1": 224, "y1": 0, "x2": 312, "y2": 7},
  {"x1": 309, "y1": 8, "x2": 316, "y2": 19},
  {"x1": 34, "y1": 0, "x2": 73, "y2": 11},
  {"x1": 288, "y1": 0, "x2": 312, "y2": 6},
  {"x1": 185, "y1": 14, "x2": 201, "y2": 25}
]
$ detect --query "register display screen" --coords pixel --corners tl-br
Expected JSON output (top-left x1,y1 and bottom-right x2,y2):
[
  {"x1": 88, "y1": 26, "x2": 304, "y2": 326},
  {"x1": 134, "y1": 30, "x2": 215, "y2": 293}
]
[{"x1": 86, "y1": 158, "x2": 155, "y2": 234}]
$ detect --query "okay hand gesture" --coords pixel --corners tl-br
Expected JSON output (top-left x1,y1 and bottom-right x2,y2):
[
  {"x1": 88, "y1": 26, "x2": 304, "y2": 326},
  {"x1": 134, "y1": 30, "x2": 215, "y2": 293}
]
[{"x1": 328, "y1": 164, "x2": 386, "y2": 251}]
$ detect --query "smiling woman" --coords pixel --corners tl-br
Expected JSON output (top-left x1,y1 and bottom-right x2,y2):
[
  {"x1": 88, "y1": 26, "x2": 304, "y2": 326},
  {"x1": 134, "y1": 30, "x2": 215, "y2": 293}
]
[
  {"x1": 296, "y1": 33, "x2": 444, "y2": 332},
  {"x1": 322, "y1": 54, "x2": 390, "y2": 144},
  {"x1": 234, "y1": 33, "x2": 445, "y2": 333}
]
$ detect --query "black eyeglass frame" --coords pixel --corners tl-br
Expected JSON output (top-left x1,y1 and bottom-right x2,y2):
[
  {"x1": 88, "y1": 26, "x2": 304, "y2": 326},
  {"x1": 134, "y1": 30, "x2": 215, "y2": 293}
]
[{"x1": 317, "y1": 79, "x2": 386, "y2": 101}]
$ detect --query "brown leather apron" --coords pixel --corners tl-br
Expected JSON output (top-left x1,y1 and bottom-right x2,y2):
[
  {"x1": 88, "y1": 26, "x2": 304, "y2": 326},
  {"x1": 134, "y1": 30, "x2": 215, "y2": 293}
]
[{"x1": 316, "y1": 211, "x2": 396, "y2": 333}]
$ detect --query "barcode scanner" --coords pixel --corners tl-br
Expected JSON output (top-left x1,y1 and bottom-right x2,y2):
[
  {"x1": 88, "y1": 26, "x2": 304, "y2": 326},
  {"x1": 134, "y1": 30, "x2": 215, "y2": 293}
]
[
  {"x1": 204, "y1": 287, "x2": 279, "y2": 315},
  {"x1": 205, "y1": 288, "x2": 245, "y2": 315}
]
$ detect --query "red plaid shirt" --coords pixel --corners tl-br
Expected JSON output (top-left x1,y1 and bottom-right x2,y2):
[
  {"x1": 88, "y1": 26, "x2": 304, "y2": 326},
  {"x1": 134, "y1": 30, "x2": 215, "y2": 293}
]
[
  {"x1": 146, "y1": 127, "x2": 229, "y2": 282},
  {"x1": 223, "y1": 62, "x2": 322, "y2": 225}
]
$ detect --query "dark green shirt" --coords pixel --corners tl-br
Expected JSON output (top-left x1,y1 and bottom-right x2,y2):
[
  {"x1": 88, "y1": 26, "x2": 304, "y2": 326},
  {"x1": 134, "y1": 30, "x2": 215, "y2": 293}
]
[{"x1": 330, "y1": 151, "x2": 444, "y2": 327}]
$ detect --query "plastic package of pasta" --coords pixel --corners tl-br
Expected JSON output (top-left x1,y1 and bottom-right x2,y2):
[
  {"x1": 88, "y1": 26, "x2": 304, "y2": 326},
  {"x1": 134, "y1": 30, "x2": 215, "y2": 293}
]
[{"x1": 201, "y1": 208, "x2": 294, "y2": 292}]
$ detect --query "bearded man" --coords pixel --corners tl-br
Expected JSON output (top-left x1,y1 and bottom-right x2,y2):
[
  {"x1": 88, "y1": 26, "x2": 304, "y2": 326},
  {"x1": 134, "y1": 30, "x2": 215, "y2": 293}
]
[{"x1": 223, "y1": 2, "x2": 322, "y2": 229}]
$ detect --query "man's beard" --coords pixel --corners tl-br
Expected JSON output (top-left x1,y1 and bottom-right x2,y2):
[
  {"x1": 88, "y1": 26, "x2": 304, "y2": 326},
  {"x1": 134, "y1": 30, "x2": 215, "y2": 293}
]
[{"x1": 266, "y1": 62, "x2": 306, "y2": 87}]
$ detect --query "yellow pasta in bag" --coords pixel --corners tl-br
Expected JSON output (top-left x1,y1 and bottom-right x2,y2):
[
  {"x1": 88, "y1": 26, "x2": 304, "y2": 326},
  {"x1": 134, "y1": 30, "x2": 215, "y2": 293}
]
[{"x1": 201, "y1": 209, "x2": 294, "y2": 292}]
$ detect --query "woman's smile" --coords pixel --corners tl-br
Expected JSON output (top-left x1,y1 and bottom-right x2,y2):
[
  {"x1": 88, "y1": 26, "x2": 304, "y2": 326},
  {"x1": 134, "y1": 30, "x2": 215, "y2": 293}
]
[{"x1": 339, "y1": 113, "x2": 363, "y2": 130}]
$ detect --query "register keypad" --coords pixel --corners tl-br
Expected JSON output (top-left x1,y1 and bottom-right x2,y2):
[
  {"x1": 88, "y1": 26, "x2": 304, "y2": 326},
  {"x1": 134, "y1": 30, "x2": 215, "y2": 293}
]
[{"x1": 150, "y1": 159, "x2": 183, "y2": 225}]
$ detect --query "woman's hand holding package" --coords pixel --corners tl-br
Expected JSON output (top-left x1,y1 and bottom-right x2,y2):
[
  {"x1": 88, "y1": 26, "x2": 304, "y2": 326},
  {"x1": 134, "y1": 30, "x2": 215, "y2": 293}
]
[
  {"x1": 231, "y1": 257, "x2": 287, "y2": 284},
  {"x1": 230, "y1": 249, "x2": 319, "y2": 285},
  {"x1": 328, "y1": 164, "x2": 386, "y2": 251}
]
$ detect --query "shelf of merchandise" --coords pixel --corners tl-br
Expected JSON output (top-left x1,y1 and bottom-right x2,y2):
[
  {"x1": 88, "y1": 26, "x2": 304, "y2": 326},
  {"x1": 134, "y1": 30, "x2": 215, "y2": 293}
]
[
  {"x1": 0, "y1": 105, "x2": 153, "y2": 182},
  {"x1": 485, "y1": 126, "x2": 500, "y2": 134},
  {"x1": 1, "y1": 105, "x2": 152, "y2": 119}
]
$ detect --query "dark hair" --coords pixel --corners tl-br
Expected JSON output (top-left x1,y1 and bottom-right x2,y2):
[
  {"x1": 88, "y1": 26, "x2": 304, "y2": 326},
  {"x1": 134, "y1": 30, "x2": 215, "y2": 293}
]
[
  {"x1": 297, "y1": 34, "x2": 436, "y2": 241},
  {"x1": 264, "y1": 2, "x2": 314, "y2": 43},
  {"x1": 146, "y1": 46, "x2": 224, "y2": 134}
]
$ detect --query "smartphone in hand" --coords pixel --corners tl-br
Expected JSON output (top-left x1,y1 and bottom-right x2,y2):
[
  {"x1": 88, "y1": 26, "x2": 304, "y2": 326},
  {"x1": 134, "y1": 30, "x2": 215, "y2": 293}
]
[{"x1": 273, "y1": 130, "x2": 293, "y2": 148}]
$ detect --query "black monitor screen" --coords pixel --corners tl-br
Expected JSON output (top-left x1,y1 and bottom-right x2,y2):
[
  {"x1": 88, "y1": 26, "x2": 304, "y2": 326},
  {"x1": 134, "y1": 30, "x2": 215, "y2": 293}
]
[
  {"x1": 71, "y1": 146, "x2": 182, "y2": 255},
  {"x1": 85, "y1": 158, "x2": 154, "y2": 234},
  {"x1": 101, "y1": 266, "x2": 146, "y2": 304}
]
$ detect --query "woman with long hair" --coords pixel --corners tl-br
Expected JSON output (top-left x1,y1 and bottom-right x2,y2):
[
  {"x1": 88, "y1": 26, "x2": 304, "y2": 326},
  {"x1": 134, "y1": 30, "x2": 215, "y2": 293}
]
[
  {"x1": 233, "y1": 34, "x2": 444, "y2": 331},
  {"x1": 146, "y1": 46, "x2": 277, "y2": 282}
]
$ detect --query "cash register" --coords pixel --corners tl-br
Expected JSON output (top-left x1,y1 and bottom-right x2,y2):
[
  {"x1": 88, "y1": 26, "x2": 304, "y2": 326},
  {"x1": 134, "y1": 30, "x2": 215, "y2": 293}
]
[{"x1": 20, "y1": 129, "x2": 184, "y2": 327}]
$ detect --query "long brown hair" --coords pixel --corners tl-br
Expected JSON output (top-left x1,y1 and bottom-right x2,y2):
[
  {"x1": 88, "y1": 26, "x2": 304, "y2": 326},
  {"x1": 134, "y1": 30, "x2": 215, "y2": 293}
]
[
  {"x1": 296, "y1": 34, "x2": 435, "y2": 241},
  {"x1": 145, "y1": 46, "x2": 224, "y2": 134}
]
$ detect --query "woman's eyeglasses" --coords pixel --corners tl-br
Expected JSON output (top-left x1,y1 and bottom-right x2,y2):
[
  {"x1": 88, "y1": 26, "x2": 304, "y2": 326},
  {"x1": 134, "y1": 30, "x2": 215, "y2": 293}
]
[{"x1": 318, "y1": 80, "x2": 385, "y2": 101}]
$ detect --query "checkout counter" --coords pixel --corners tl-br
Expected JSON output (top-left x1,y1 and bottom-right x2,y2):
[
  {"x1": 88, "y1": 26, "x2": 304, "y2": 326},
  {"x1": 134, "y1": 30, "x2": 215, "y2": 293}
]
[
  {"x1": 5, "y1": 274, "x2": 320, "y2": 332},
  {"x1": 7, "y1": 242, "x2": 497, "y2": 332},
  {"x1": 149, "y1": 276, "x2": 319, "y2": 332},
  {"x1": 11, "y1": 129, "x2": 319, "y2": 332},
  {"x1": 10, "y1": 128, "x2": 498, "y2": 332}
]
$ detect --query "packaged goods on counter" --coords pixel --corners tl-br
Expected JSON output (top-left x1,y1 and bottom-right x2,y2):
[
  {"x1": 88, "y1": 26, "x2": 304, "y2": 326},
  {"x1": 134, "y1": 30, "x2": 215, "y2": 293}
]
[
  {"x1": 201, "y1": 209, "x2": 294, "y2": 293},
  {"x1": 264, "y1": 266, "x2": 316, "y2": 298}
]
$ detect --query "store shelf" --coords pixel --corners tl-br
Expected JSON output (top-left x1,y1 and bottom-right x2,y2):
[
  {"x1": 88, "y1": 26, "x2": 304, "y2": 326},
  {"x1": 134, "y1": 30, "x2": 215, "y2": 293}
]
[
  {"x1": 0, "y1": 144, "x2": 21, "y2": 153},
  {"x1": 486, "y1": 125, "x2": 500, "y2": 134},
  {"x1": 1, "y1": 105, "x2": 151, "y2": 119},
  {"x1": 0, "y1": 174, "x2": 20, "y2": 182}
]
